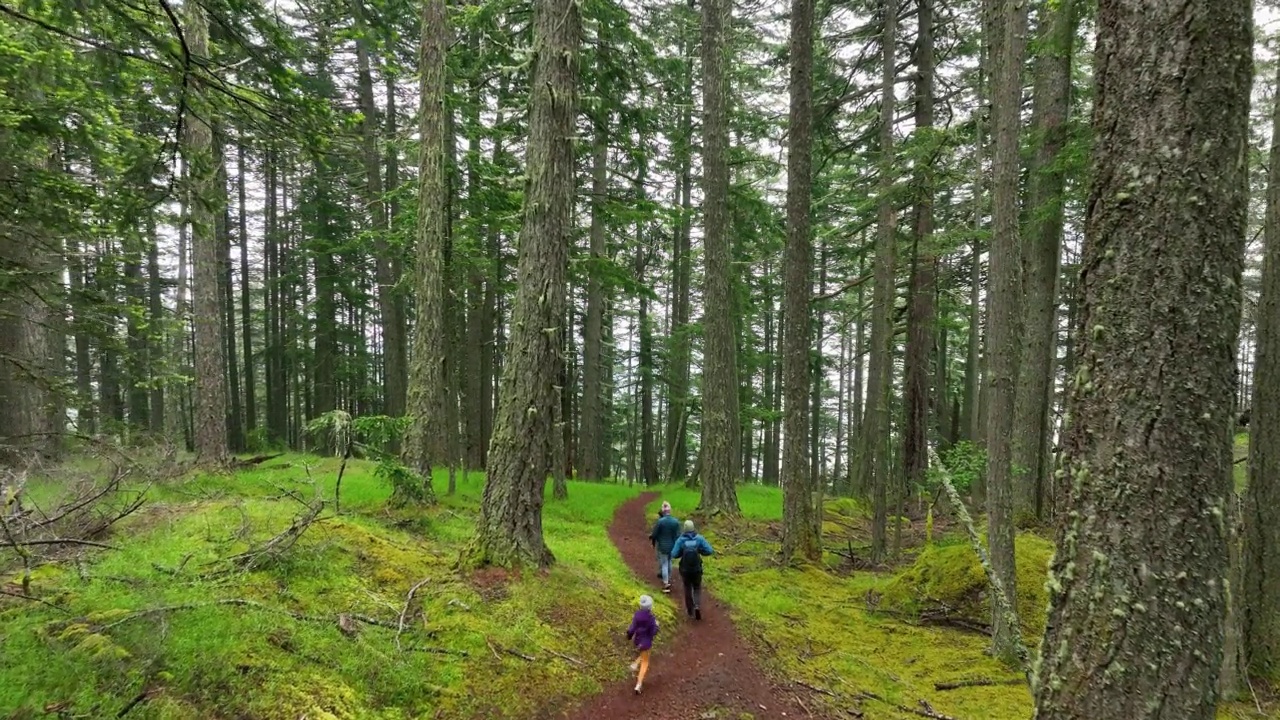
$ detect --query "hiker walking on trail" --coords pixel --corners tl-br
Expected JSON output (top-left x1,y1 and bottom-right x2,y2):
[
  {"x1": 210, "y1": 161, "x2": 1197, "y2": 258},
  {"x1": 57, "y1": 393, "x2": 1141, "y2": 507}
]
[
  {"x1": 671, "y1": 520, "x2": 714, "y2": 620},
  {"x1": 649, "y1": 501, "x2": 681, "y2": 593},
  {"x1": 626, "y1": 594, "x2": 659, "y2": 694}
]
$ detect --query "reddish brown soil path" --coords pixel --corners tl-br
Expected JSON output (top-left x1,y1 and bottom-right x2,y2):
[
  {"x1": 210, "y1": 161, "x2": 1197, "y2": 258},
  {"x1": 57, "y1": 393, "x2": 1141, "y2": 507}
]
[{"x1": 556, "y1": 492, "x2": 826, "y2": 720}]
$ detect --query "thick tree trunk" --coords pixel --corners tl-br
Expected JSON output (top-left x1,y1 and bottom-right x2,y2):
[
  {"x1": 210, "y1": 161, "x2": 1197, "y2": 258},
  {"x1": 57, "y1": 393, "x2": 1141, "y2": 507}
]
[
  {"x1": 184, "y1": 0, "x2": 229, "y2": 464},
  {"x1": 579, "y1": 117, "x2": 608, "y2": 481},
  {"x1": 780, "y1": 0, "x2": 819, "y2": 564},
  {"x1": 698, "y1": 0, "x2": 740, "y2": 517},
  {"x1": 403, "y1": 0, "x2": 449, "y2": 502},
  {"x1": 1243, "y1": 53, "x2": 1280, "y2": 684},
  {"x1": 473, "y1": 0, "x2": 578, "y2": 567},
  {"x1": 861, "y1": 0, "x2": 897, "y2": 562},
  {"x1": 902, "y1": 0, "x2": 935, "y2": 519},
  {"x1": 1011, "y1": 0, "x2": 1076, "y2": 523},
  {"x1": 1032, "y1": 0, "x2": 1252, "y2": 715},
  {"x1": 982, "y1": 0, "x2": 1028, "y2": 662}
]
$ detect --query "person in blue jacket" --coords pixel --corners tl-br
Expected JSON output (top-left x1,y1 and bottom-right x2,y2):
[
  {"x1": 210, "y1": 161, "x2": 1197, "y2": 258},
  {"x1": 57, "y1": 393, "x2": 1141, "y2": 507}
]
[
  {"x1": 671, "y1": 520, "x2": 714, "y2": 620},
  {"x1": 649, "y1": 501, "x2": 681, "y2": 593}
]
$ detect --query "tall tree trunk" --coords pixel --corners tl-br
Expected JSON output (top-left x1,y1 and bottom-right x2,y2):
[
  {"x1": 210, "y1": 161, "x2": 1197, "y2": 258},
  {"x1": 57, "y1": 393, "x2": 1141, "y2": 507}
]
[
  {"x1": 665, "y1": 41, "x2": 694, "y2": 481},
  {"x1": 403, "y1": 0, "x2": 449, "y2": 503},
  {"x1": 1032, "y1": 0, "x2": 1252, "y2": 715},
  {"x1": 861, "y1": 0, "x2": 898, "y2": 562},
  {"x1": 902, "y1": 0, "x2": 935, "y2": 521},
  {"x1": 579, "y1": 113, "x2": 608, "y2": 481},
  {"x1": 1011, "y1": 0, "x2": 1076, "y2": 523},
  {"x1": 982, "y1": 0, "x2": 1028, "y2": 661},
  {"x1": 762, "y1": 289, "x2": 778, "y2": 484},
  {"x1": 473, "y1": 0, "x2": 579, "y2": 567},
  {"x1": 637, "y1": 174, "x2": 658, "y2": 487},
  {"x1": 237, "y1": 142, "x2": 256, "y2": 439},
  {"x1": 781, "y1": 0, "x2": 819, "y2": 564},
  {"x1": 124, "y1": 241, "x2": 149, "y2": 432},
  {"x1": 68, "y1": 236, "x2": 96, "y2": 437},
  {"x1": 1243, "y1": 49, "x2": 1280, "y2": 684},
  {"x1": 217, "y1": 142, "x2": 243, "y2": 452},
  {"x1": 847, "y1": 251, "x2": 865, "y2": 495},
  {"x1": 184, "y1": 0, "x2": 229, "y2": 464},
  {"x1": 698, "y1": 0, "x2": 741, "y2": 517},
  {"x1": 146, "y1": 220, "x2": 165, "y2": 433}
]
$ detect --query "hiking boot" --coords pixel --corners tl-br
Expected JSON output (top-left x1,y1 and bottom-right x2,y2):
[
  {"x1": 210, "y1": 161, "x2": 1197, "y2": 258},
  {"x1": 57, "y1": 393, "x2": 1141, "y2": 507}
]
[
  {"x1": 662, "y1": 583, "x2": 671, "y2": 594},
  {"x1": 634, "y1": 683, "x2": 642, "y2": 695},
  {"x1": 694, "y1": 607, "x2": 702, "y2": 621}
]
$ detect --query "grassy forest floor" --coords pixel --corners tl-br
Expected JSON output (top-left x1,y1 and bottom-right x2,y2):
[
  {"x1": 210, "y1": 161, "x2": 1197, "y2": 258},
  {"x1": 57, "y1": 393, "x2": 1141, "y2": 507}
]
[{"x1": 1, "y1": 453, "x2": 1272, "y2": 719}]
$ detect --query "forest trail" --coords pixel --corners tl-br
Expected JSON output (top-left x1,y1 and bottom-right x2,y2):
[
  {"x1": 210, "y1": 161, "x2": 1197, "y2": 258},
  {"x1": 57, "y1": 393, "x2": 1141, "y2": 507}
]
[{"x1": 558, "y1": 492, "x2": 826, "y2": 720}]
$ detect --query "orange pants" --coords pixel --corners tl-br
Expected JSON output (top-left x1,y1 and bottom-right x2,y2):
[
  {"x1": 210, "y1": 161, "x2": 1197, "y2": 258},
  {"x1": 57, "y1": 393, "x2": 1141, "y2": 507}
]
[{"x1": 635, "y1": 649, "x2": 651, "y2": 686}]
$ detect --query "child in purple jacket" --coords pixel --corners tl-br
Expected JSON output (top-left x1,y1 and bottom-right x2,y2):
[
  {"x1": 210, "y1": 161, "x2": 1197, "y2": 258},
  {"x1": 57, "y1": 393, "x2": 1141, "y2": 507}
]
[{"x1": 625, "y1": 594, "x2": 659, "y2": 694}]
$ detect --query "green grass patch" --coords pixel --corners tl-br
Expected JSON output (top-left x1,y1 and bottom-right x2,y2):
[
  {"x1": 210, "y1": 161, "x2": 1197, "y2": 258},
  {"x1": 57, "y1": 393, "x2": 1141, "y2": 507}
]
[{"x1": 1, "y1": 455, "x2": 653, "y2": 719}]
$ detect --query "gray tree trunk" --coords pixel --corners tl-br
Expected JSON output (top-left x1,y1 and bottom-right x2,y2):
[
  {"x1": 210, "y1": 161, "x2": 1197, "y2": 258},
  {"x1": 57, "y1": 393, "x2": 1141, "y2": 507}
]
[{"x1": 1032, "y1": 0, "x2": 1252, "y2": 715}]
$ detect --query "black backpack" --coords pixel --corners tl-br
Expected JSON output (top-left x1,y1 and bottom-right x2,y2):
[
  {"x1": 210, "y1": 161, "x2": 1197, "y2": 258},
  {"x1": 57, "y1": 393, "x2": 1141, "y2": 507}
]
[{"x1": 679, "y1": 538, "x2": 703, "y2": 574}]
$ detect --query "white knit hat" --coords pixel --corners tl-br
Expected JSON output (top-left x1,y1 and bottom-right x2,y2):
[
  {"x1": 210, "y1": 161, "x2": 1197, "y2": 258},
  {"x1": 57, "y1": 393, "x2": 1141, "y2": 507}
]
[{"x1": 639, "y1": 594, "x2": 654, "y2": 610}]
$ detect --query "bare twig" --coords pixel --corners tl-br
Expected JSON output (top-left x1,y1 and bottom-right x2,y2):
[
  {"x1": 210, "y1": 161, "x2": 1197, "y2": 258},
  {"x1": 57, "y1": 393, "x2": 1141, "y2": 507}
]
[
  {"x1": 543, "y1": 647, "x2": 585, "y2": 667},
  {"x1": 0, "y1": 588, "x2": 68, "y2": 612},
  {"x1": 2, "y1": 537, "x2": 117, "y2": 549},
  {"x1": 396, "y1": 577, "x2": 432, "y2": 650}
]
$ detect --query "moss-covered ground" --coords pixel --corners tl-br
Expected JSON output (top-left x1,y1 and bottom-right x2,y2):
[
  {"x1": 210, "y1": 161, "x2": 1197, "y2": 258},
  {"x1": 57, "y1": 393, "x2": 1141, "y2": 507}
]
[
  {"x1": 3, "y1": 456, "x2": 1269, "y2": 719},
  {"x1": 2, "y1": 455, "x2": 660, "y2": 719},
  {"x1": 648, "y1": 485, "x2": 1271, "y2": 720}
]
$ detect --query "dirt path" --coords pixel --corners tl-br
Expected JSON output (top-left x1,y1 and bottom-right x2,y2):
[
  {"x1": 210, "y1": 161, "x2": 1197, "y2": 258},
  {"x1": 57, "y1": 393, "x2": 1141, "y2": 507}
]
[{"x1": 558, "y1": 492, "x2": 825, "y2": 720}]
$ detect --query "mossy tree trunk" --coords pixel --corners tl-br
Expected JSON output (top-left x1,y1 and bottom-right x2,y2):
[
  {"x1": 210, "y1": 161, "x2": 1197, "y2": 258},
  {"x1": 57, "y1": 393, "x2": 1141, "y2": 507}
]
[
  {"x1": 472, "y1": 0, "x2": 579, "y2": 567},
  {"x1": 698, "y1": 0, "x2": 740, "y2": 517},
  {"x1": 1243, "y1": 54, "x2": 1280, "y2": 683},
  {"x1": 1011, "y1": 0, "x2": 1077, "y2": 524},
  {"x1": 780, "y1": 0, "x2": 819, "y2": 565},
  {"x1": 861, "y1": 0, "x2": 897, "y2": 562},
  {"x1": 982, "y1": 0, "x2": 1027, "y2": 663},
  {"x1": 184, "y1": 0, "x2": 229, "y2": 466},
  {"x1": 1031, "y1": 0, "x2": 1252, "y2": 715},
  {"x1": 578, "y1": 106, "x2": 608, "y2": 482},
  {"x1": 403, "y1": 0, "x2": 448, "y2": 503}
]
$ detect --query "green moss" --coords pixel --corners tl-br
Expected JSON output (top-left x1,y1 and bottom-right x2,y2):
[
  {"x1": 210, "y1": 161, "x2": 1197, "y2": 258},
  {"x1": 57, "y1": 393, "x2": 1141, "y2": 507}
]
[
  {"x1": 881, "y1": 534, "x2": 1054, "y2": 639},
  {"x1": 0, "y1": 453, "x2": 648, "y2": 719}
]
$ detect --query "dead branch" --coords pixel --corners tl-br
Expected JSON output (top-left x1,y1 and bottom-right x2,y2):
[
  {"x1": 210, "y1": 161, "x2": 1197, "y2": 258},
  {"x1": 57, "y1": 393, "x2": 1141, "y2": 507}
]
[
  {"x1": 1, "y1": 537, "x2": 117, "y2": 549},
  {"x1": 795, "y1": 679, "x2": 837, "y2": 696},
  {"x1": 934, "y1": 677, "x2": 1023, "y2": 691},
  {"x1": 543, "y1": 647, "x2": 586, "y2": 667},
  {"x1": 396, "y1": 577, "x2": 432, "y2": 650},
  {"x1": 855, "y1": 691, "x2": 961, "y2": 720},
  {"x1": 487, "y1": 637, "x2": 536, "y2": 662},
  {"x1": 927, "y1": 445, "x2": 1032, "y2": 683},
  {"x1": 0, "y1": 587, "x2": 68, "y2": 612},
  {"x1": 97, "y1": 598, "x2": 397, "y2": 632},
  {"x1": 224, "y1": 499, "x2": 323, "y2": 572}
]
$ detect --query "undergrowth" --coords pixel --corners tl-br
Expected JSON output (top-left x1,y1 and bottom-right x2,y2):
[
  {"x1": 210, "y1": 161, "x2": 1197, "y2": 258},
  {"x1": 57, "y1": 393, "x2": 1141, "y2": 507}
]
[{"x1": 1, "y1": 455, "x2": 651, "y2": 719}]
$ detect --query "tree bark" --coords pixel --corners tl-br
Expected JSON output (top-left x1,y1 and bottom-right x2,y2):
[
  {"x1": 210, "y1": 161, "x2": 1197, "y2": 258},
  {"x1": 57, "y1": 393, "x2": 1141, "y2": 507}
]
[
  {"x1": 403, "y1": 0, "x2": 449, "y2": 503},
  {"x1": 473, "y1": 0, "x2": 579, "y2": 567},
  {"x1": 901, "y1": 0, "x2": 935, "y2": 521},
  {"x1": 698, "y1": 0, "x2": 741, "y2": 517},
  {"x1": 184, "y1": 0, "x2": 229, "y2": 464},
  {"x1": 665, "y1": 19, "x2": 694, "y2": 481},
  {"x1": 1032, "y1": 0, "x2": 1252, "y2": 715},
  {"x1": 578, "y1": 113, "x2": 608, "y2": 481},
  {"x1": 982, "y1": 0, "x2": 1028, "y2": 662},
  {"x1": 1243, "y1": 49, "x2": 1280, "y2": 684},
  {"x1": 780, "y1": 0, "x2": 819, "y2": 564},
  {"x1": 1011, "y1": 0, "x2": 1076, "y2": 523},
  {"x1": 861, "y1": 0, "x2": 898, "y2": 562},
  {"x1": 237, "y1": 142, "x2": 256, "y2": 439}
]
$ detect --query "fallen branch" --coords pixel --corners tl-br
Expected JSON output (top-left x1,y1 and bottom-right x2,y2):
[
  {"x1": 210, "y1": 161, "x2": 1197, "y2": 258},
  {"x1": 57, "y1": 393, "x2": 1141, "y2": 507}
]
[
  {"x1": 487, "y1": 637, "x2": 535, "y2": 662},
  {"x1": 0, "y1": 587, "x2": 68, "y2": 612},
  {"x1": 543, "y1": 647, "x2": 585, "y2": 667},
  {"x1": 927, "y1": 445, "x2": 1032, "y2": 683},
  {"x1": 934, "y1": 677, "x2": 1024, "y2": 691},
  {"x1": 98, "y1": 598, "x2": 396, "y2": 632},
  {"x1": 795, "y1": 679, "x2": 836, "y2": 696},
  {"x1": 2, "y1": 537, "x2": 117, "y2": 549},
  {"x1": 396, "y1": 577, "x2": 432, "y2": 650},
  {"x1": 855, "y1": 691, "x2": 960, "y2": 720},
  {"x1": 224, "y1": 500, "x2": 323, "y2": 572}
]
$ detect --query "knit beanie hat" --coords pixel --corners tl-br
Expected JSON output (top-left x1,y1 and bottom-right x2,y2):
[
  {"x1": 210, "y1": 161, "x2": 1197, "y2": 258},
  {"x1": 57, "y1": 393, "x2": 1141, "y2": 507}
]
[
  {"x1": 639, "y1": 594, "x2": 654, "y2": 610},
  {"x1": 683, "y1": 520, "x2": 695, "y2": 533}
]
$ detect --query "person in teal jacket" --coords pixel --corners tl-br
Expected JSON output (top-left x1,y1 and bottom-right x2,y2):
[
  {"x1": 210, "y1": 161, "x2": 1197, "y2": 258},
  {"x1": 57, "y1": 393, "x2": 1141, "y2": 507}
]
[
  {"x1": 649, "y1": 501, "x2": 681, "y2": 593},
  {"x1": 671, "y1": 520, "x2": 714, "y2": 619}
]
